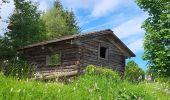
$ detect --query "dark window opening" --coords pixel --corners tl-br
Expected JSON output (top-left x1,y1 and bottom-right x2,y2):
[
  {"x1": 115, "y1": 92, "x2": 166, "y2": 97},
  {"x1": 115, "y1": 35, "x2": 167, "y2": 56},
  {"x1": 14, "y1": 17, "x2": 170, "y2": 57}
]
[{"x1": 100, "y1": 46, "x2": 107, "y2": 59}]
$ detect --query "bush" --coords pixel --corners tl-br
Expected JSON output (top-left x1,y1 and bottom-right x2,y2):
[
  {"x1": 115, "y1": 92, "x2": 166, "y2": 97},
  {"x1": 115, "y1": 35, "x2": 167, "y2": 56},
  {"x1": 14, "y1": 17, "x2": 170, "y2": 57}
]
[
  {"x1": 86, "y1": 65, "x2": 120, "y2": 81},
  {"x1": 85, "y1": 65, "x2": 95, "y2": 75},
  {"x1": 0, "y1": 65, "x2": 2, "y2": 72},
  {"x1": 155, "y1": 77, "x2": 170, "y2": 83},
  {"x1": 0, "y1": 60, "x2": 5, "y2": 72},
  {"x1": 125, "y1": 60, "x2": 145, "y2": 83},
  {"x1": 3, "y1": 59, "x2": 35, "y2": 79}
]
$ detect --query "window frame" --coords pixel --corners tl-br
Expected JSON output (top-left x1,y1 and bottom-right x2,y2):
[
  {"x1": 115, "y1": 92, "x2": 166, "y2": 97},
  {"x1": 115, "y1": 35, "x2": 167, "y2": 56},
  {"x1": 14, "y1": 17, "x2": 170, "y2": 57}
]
[
  {"x1": 46, "y1": 51, "x2": 61, "y2": 66},
  {"x1": 98, "y1": 43, "x2": 109, "y2": 60}
]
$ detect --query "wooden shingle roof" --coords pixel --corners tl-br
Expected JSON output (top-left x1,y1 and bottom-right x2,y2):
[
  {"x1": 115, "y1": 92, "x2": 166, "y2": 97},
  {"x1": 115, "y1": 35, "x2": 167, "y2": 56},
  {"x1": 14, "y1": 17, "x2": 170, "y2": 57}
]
[{"x1": 19, "y1": 29, "x2": 135, "y2": 57}]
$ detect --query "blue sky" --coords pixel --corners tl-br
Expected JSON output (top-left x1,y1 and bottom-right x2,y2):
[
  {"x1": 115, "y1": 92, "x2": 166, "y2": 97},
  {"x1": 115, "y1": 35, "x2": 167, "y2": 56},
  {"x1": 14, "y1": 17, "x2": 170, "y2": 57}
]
[{"x1": 0, "y1": 0, "x2": 149, "y2": 70}]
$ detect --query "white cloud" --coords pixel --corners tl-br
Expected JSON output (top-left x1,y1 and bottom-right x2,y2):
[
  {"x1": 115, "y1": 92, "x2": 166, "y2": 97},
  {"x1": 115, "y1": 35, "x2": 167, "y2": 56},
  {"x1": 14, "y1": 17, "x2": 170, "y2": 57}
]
[
  {"x1": 111, "y1": 13, "x2": 148, "y2": 53},
  {"x1": 127, "y1": 38, "x2": 143, "y2": 53},
  {"x1": 61, "y1": 0, "x2": 138, "y2": 18},
  {"x1": 113, "y1": 14, "x2": 148, "y2": 39},
  {"x1": 37, "y1": 1, "x2": 49, "y2": 11},
  {"x1": 60, "y1": 0, "x2": 98, "y2": 10},
  {"x1": 61, "y1": 0, "x2": 131, "y2": 28},
  {"x1": 82, "y1": 13, "x2": 126, "y2": 32},
  {"x1": 61, "y1": 0, "x2": 121, "y2": 18},
  {"x1": 91, "y1": 0, "x2": 121, "y2": 18},
  {"x1": 33, "y1": 0, "x2": 53, "y2": 11}
]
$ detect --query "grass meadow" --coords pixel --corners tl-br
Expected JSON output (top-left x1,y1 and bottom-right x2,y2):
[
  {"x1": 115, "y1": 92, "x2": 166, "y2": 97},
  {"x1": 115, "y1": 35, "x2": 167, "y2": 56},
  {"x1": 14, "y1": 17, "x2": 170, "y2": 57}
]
[{"x1": 0, "y1": 71, "x2": 169, "y2": 100}]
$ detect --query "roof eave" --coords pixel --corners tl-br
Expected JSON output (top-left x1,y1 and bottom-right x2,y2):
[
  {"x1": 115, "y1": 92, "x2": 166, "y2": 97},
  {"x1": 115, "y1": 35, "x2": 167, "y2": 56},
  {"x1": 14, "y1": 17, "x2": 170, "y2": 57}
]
[{"x1": 107, "y1": 31, "x2": 136, "y2": 58}]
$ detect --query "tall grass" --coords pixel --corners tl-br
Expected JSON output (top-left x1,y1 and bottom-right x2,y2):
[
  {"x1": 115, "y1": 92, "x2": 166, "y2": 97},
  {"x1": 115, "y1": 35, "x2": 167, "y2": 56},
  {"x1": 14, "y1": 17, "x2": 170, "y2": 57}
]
[
  {"x1": 0, "y1": 66, "x2": 169, "y2": 100},
  {"x1": 2, "y1": 59, "x2": 35, "y2": 79}
]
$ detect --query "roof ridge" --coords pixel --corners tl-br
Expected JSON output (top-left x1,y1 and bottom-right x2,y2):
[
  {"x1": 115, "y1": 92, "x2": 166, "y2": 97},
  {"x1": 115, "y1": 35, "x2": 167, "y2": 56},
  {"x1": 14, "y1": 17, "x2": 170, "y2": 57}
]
[
  {"x1": 19, "y1": 29, "x2": 113, "y2": 50},
  {"x1": 80, "y1": 29, "x2": 112, "y2": 35}
]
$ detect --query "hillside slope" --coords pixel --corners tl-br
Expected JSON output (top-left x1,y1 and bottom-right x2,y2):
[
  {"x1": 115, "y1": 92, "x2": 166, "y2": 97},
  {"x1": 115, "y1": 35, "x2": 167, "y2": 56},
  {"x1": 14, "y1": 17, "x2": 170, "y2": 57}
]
[{"x1": 0, "y1": 73, "x2": 169, "y2": 100}]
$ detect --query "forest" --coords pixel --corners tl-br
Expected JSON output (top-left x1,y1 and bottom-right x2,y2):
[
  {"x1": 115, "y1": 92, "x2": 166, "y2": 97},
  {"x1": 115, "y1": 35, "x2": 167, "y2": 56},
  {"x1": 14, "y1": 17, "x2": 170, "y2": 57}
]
[{"x1": 0, "y1": 0, "x2": 169, "y2": 99}]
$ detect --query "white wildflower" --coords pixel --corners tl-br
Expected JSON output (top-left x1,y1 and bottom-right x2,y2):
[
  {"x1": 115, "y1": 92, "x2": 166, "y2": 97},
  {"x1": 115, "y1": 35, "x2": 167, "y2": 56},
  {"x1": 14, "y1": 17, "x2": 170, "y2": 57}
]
[
  {"x1": 58, "y1": 89, "x2": 60, "y2": 93},
  {"x1": 160, "y1": 84, "x2": 163, "y2": 86},
  {"x1": 164, "y1": 88, "x2": 170, "y2": 94},
  {"x1": 45, "y1": 84, "x2": 48, "y2": 87},
  {"x1": 10, "y1": 88, "x2": 13, "y2": 92},
  {"x1": 89, "y1": 89, "x2": 93, "y2": 93},
  {"x1": 55, "y1": 78, "x2": 58, "y2": 82},
  {"x1": 99, "y1": 96, "x2": 102, "y2": 100},
  {"x1": 76, "y1": 83, "x2": 78, "y2": 87},
  {"x1": 94, "y1": 83, "x2": 97, "y2": 88},
  {"x1": 94, "y1": 83, "x2": 99, "y2": 90},
  {"x1": 26, "y1": 78, "x2": 29, "y2": 82},
  {"x1": 68, "y1": 79, "x2": 71, "y2": 82},
  {"x1": 23, "y1": 89, "x2": 25, "y2": 93},
  {"x1": 164, "y1": 89, "x2": 169, "y2": 92},
  {"x1": 17, "y1": 89, "x2": 21, "y2": 93},
  {"x1": 74, "y1": 87, "x2": 76, "y2": 91},
  {"x1": 138, "y1": 97, "x2": 143, "y2": 100}
]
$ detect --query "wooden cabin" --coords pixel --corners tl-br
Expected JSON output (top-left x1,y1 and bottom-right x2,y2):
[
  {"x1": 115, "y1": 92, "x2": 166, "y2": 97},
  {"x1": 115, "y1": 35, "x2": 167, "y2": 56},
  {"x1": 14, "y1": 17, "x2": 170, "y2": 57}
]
[{"x1": 19, "y1": 29, "x2": 135, "y2": 79}]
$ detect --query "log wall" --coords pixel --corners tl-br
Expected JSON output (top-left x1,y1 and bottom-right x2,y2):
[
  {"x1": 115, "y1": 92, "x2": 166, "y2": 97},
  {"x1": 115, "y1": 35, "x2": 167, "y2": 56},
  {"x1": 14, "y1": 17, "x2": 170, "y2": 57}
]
[
  {"x1": 23, "y1": 40, "x2": 79, "y2": 68},
  {"x1": 22, "y1": 33, "x2": 126, "y2": 74},
  {"x1": 77, "y1": 34, "x2": 126, "y2": 74}
]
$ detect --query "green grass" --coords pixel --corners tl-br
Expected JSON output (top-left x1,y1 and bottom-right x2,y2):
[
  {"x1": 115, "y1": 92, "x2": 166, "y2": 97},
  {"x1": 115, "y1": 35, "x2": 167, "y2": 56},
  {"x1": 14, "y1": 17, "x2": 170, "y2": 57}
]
[{"x1": 0, "y1": 73, "x2": 169, "y2": 100}]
